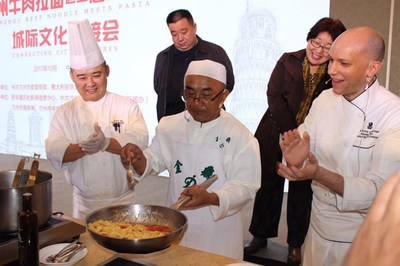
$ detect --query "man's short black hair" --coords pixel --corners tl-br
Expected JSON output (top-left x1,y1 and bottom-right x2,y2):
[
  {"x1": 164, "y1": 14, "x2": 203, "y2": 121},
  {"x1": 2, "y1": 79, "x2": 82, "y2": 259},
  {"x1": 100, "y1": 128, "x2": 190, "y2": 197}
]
[{"x1": 166, "y1": 9, "x2": 194, "y2": 25}]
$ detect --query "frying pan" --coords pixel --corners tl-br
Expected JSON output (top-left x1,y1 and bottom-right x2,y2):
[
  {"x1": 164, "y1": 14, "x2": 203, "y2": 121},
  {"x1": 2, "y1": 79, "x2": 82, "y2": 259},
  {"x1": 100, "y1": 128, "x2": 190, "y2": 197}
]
[{"x1": 85, "y1": 204, "x2": 187, "y2": 253}]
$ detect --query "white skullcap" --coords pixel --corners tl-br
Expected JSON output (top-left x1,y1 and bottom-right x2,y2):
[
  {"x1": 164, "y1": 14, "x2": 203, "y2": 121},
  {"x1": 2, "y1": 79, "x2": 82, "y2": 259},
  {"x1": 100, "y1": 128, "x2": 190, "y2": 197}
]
[
  {"x1": 68, "y1": 19, "x2": 104, "y2": 70},
  {"x1": 185, "y1": 60, "x2": 226, "y2": 85}
]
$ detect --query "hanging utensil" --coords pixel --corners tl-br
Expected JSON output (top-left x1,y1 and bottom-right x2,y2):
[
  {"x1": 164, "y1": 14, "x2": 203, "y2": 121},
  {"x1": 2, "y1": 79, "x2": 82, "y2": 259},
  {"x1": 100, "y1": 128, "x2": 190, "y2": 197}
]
[
  {"x1": 11, "y1": 156, "x2": 28, "y2": 188},
  {"x1": 26, "y1": 153, "x2": 40, "y2": 187},
  {"x1": 170, "y1": 174, "x2": 218, "y2": 210}
]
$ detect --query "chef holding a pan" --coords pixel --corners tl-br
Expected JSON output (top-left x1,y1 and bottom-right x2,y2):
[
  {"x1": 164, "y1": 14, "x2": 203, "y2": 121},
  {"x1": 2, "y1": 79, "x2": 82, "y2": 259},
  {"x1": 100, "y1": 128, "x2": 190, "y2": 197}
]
[
  {"x1": 45, "y1": 19, "x2": 148, "y2": 219},
  {"x1": 121, "y1": 59, "x2": 261, "y2": 260}
]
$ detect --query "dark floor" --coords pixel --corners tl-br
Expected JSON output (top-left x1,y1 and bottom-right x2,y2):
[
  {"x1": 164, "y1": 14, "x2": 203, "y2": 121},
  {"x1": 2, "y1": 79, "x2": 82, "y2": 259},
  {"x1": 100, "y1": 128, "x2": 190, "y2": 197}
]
[{"x1": 243, "y1": 239, "x2": 291, "y2": 266}]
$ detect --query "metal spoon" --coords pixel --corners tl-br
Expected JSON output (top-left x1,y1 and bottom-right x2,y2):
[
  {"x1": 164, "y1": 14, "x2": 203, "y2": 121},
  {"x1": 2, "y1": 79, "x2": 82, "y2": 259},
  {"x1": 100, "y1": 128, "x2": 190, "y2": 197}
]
[{"x1": 126, "y1": 163, "x2": 137, "y2": 189}]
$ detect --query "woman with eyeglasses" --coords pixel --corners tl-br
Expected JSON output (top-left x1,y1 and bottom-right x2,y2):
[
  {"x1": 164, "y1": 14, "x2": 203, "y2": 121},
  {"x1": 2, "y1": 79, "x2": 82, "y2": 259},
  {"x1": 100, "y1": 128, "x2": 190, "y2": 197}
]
[{"x1": 244, "y1": 17, "x2": 346, "y2": 265}]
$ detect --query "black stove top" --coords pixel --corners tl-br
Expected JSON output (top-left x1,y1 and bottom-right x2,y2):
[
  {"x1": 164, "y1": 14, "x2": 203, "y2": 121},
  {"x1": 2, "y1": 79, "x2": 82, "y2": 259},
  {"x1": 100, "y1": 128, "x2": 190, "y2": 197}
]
[
  {"x1": 0, "y1": 216, "x2": 86, "y2": 265},
  {"x1": 0, "y1": 217, "x2": 63, "y2": 244}
]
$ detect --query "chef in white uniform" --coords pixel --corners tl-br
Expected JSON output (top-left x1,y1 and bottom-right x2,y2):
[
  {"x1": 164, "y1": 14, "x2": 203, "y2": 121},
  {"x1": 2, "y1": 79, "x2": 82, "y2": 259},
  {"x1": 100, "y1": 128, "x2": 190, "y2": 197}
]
[
  {"x1": 277, "y1": 26, "x2": 400, "y2": 265},
  {"x1": 120, "y1": 59, "x2": 261, "y2": 259},
  {"x1": 45, "y1": 19, "x2": 148, "y2": 219}
]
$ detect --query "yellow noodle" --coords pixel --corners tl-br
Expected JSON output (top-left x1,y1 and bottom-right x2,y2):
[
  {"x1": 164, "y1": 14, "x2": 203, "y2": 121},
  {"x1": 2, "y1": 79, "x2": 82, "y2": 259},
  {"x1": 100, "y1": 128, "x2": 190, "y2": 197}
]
[{"x1": 88, "y1": 220, "x2": 167, "y2": 239}]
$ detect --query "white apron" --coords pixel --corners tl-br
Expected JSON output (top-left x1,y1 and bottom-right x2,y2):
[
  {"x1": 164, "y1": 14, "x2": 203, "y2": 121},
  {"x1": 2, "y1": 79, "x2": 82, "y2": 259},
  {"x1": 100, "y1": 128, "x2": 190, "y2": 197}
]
[
  {"x1": 167, "y1": 141, "x2": 243, "y2": 259},
  {"x1": 72, "y1": 188, "x2": 136, "y2": 219}
]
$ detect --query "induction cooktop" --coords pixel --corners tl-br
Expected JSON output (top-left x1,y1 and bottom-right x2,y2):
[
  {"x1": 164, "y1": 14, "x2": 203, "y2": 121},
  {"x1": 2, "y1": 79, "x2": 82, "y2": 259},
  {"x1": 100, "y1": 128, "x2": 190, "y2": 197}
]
[{"x1": 0, "y1": 215, "x2": 86, "y2": 265}]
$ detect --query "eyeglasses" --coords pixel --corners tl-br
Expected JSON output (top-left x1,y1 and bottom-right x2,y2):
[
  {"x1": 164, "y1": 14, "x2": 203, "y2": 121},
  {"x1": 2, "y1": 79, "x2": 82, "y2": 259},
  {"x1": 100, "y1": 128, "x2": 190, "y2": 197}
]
[
  {"x1": 310, "y1": 39, "x2": 331, "y2": 54},
  {"x1": 182, "y1": 89, "x2": 225, "y2": 103}
]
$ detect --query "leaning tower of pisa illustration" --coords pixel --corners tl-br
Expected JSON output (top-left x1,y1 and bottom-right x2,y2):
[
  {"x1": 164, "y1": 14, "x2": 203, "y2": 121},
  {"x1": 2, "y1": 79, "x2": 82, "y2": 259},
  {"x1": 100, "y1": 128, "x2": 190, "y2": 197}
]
[
  {"x1": 0, "y1": 110, "x2": 19, "y2": 154},
  {"x1": 230, "y1": 4, "x2": 281, "y2": 133}
]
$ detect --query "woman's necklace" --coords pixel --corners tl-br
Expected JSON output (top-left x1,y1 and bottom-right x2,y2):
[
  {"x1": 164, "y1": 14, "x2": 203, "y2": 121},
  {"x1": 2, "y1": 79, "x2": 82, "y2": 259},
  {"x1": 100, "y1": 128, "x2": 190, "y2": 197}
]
[
  {"x1": 309, "y1": 65, "x2": 320, "y2": 85},
  {"x1": 310, "y1": 73, "x2": 317, "y2": 85}
]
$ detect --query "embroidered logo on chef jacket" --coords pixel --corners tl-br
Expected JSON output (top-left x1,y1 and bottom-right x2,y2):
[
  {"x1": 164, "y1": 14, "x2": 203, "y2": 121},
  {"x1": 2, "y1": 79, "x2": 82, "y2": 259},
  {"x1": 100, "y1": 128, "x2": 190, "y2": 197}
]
[
  {"x1": 215, "y1": 136, "x2": 231, "y2": 148},
  {"x1": 177, "y1": 164, "x2": 215, "y2": 188},
  {"x1": 111, "y1": 120, "x2": 124, "y2": 133},
  {"x1": 174, "y1": 160, "x2": 183, "y2": 173},
  {"x1": 354, "y1": 122, "x2": 379, "y2": 149}
]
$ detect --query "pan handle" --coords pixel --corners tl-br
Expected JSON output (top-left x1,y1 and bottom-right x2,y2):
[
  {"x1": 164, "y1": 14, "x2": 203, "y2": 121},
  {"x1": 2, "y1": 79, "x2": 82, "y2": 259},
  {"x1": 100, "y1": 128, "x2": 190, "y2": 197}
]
[
  {"x1": 11, "y1": 156, "x2": 28, "y2": 188},
  {"x1": 26, "y1": 153, "x2": 40, "y2": 186},
  {"x1": 170, "y1": 174, "x2": 218, "y2": 210}
]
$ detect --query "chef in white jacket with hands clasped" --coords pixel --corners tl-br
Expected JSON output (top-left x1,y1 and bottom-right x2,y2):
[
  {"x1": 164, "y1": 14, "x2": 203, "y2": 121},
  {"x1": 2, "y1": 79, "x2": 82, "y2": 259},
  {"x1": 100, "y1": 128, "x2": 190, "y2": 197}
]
[
  {"x1": 120, "y1": 59, "x2": 261, "y2": 260},
  {"x1": 45, "y1": 19, "x2": 148, "y2": 219}
]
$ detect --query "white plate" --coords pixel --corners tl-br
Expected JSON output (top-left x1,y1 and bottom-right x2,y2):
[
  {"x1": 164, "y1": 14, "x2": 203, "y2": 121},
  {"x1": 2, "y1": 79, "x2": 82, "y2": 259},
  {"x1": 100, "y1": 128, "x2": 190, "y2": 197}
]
[{"x1": 39, "y1": 243, "x2": 88, "y2": 266}]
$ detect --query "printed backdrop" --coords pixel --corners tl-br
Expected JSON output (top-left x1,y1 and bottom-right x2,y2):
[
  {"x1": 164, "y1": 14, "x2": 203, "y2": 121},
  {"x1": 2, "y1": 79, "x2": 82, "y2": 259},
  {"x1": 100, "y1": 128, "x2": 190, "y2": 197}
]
[{"x1": 0, "y1": 0, "x2": 328, "y2": 158}]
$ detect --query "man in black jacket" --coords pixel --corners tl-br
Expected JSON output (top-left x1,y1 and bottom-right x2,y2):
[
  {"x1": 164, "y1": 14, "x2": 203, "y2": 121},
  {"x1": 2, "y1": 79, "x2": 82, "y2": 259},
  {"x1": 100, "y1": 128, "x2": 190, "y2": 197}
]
[{"x1": 153, "y1": 9, "x2": 234, "y2": 121}]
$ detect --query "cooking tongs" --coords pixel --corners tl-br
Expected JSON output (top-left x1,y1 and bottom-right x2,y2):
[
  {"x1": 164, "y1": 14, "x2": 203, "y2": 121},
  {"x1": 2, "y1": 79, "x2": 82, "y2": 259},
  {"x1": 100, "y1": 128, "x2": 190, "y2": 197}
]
[
  {"x1": 45, "y1": 240, "x2": 86, "y2": 263},
  {"x1": 26, "y1": 153, "x2": 40, "y2": 186},
  {"x1": 170, "y1": 174, "x2": 218, "y2": 210},
  {"x1": 11, "y1": 156, "x2": 29, "y2": 188}
]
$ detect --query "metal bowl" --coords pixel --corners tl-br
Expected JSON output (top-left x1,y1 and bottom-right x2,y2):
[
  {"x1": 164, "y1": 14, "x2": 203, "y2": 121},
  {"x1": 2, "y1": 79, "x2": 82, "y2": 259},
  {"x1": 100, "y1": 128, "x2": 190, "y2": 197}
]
[
  {"x1": 85, "y1": 204, "x2": 187, "y2": 253},
  {"x1": 0, "y1": 169, "x2": 52, "y2": 234}
]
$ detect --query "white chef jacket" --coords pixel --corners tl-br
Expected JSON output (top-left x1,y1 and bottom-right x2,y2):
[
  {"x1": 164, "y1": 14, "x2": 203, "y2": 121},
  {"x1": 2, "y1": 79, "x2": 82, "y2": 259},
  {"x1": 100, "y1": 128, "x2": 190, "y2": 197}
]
[
  {"x1": 298, "y1": 80, "x2": 400, "y2": 264},
  {"x1": 138, "y1": 110, "x2": 261, "y2": 259},
  {"x1": 45, "y1": 92, "x2": 148, "y2": 218}
]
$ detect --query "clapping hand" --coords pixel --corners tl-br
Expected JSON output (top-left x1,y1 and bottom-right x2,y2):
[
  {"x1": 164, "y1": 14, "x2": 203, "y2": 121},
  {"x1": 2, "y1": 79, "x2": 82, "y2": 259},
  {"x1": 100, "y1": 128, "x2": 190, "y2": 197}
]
[
  {"x1": 79, "y1": 123, "x2": 110, "y2": 155},
  {"x1": 280, "y1": 130, "x2": 310, "y2": 167},
  {"x1": 277, "y1": 130, "x2": 319, "y2": 181}
]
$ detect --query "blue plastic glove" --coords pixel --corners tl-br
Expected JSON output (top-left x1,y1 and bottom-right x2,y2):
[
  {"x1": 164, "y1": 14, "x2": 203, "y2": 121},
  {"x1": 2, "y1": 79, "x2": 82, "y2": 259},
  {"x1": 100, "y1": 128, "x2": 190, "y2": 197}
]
[{"x1": 79, "y1": 123, "x2": 110, "y2": 155}]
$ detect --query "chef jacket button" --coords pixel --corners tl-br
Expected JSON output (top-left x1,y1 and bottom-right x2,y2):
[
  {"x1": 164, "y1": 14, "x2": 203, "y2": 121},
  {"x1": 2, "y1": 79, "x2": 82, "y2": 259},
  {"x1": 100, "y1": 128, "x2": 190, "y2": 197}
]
[{"x1": 102, "y1": 162, "x2": 107, "y2": 167}]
